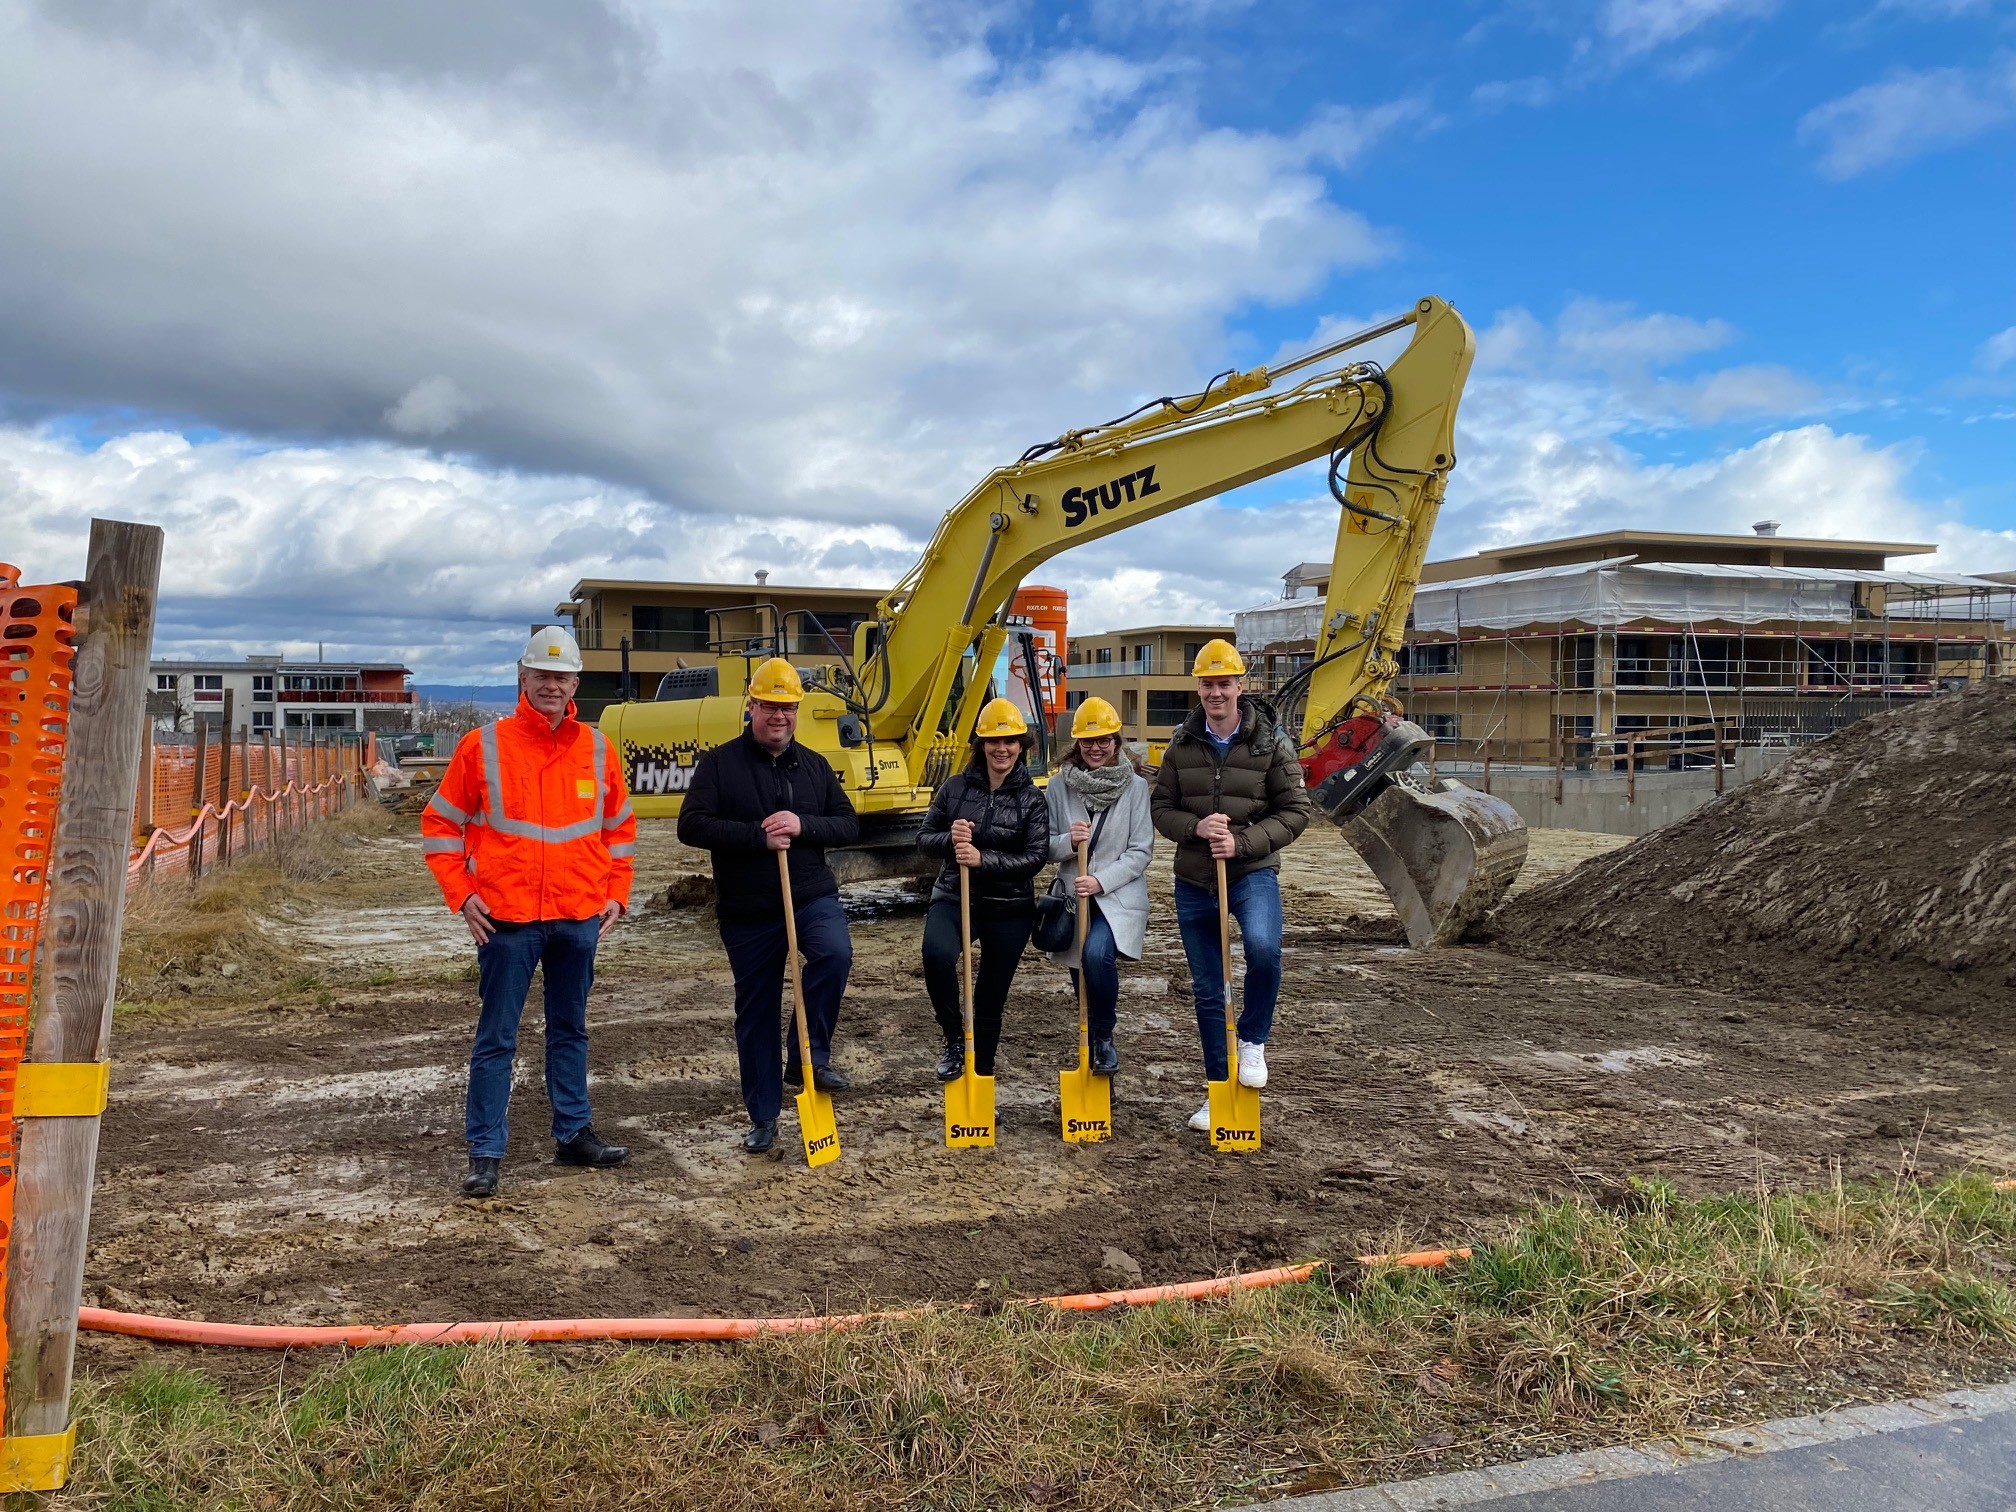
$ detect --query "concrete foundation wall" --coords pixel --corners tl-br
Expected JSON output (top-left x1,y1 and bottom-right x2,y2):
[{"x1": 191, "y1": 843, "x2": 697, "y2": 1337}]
[{"x1": 1459, "y1": 747, "x2": 1795, "y2": 838}]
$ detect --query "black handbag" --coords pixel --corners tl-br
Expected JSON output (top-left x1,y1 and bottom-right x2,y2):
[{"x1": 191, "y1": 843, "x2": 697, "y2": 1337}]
[{"x1": 1032, "y1": 803, "x2": 1112, "y2": 953}]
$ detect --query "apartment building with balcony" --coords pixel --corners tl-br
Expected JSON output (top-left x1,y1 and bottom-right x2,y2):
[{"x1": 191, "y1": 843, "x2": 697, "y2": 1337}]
[
  {"x1": 1233, "y1": 528, "x2": 2015, "y2": 763},
  {"x1": 558, "y1": 574, "x2": 887, "y2": 719},
  {"x1": 1064, "y1": 625, "x2": 1231, "y2": 743},
  {"x1": 148, "y1": 654, "x2": 416, "y2": 736}
]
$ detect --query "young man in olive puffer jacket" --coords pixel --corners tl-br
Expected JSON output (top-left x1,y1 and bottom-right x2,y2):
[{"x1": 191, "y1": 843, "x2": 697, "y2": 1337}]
[{"x1": 1150, "y1": 640, "x2": 1313, "y2": 1131}]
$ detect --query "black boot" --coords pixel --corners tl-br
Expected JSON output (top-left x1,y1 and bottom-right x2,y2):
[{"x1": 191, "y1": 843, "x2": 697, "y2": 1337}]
[
  {"x1": 743, "y1": 1119, "x2": 778, "y2": 1154},
  {"x1": 461, "y1": 1156, "x2": 500, "y2": 1198},
  {"x1": 935, "y1": 1040, "x2": 963, "y2": 1082},
  {"x1": 555, "y1": 1127, "x2": 630, "y2": 1168},
  {"x1": 1090, "y1": 1037, "x2": 1119, "y2": 1076},
  {"x1": 786, "y1": 1062, "x2": 853, "y2": 1092}
]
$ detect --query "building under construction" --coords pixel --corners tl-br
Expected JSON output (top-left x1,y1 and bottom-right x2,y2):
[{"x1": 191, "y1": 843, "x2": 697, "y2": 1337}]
[{"x1": 1237, "y1": 525, "x2": 2016, "y2": 768}]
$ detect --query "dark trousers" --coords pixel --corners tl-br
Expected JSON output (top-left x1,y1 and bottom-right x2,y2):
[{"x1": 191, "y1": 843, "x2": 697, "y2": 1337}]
[
  {"x1": 1068, "y1": 903, "x2": 1120, "y2": 1040},
  {"x1": 468, "y1": 917, "x2": 600, "y2": 1158},
  {"x1": 720, "y1": 892, "x2": 852, "y2": 1124},
  {"x1": 922, "y1": 898, "x2": 1031, "y2": 1076}
]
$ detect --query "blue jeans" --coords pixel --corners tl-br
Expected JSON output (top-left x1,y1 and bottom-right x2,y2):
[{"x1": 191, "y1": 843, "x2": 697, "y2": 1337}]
[
  {"x1": 467, "y1": 916, "x2": 602, "y2": 1158},
  {"x1": 720, "y1": 892, "x2": 852, "y2": 1124},
  {"x1": 1068, "y1": 904, "x2": 1119, "y2": 1040},
  {"x1": 1174, "y1": 868, "x2": 1282, "y2": 1082}
]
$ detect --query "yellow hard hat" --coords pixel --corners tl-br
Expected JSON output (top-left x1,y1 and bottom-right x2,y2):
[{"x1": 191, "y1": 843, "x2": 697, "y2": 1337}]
[
  {"x1": 1191, "y1": 638, "x2": 1246, "y2": 677},
  {"x1": 747, "y1": 657, "x2": 805, "y2": 705},
  {"x1": 973, "y1": 696, "x2": 1030, "y2": 739},
  {"x1": 1070, "y1": 696, "x2": 1122, "y2": 739}
]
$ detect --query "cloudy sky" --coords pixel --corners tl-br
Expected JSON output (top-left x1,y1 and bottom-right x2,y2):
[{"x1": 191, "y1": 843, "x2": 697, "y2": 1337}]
[{"x1": 3, "y1": 0, "x2": 2013, "y2": 679}]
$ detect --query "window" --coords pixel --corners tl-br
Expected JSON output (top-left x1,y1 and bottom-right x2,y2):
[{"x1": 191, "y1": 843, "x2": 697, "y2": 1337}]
[
  {"x1": 192, "y1": 673, "x2": 223, "y2": 702},
  {"x1": 1418, "y1": 712, "x2": 1460, "y2": 743},
  {"x1": 252, "y1": 674, "x2": 274, "y2": 702},
  {"x1": 154, "y1": 673, "x2": 177, "y2": 692},
  {"x1": 1095, "y1": 647, "x2": 1112, "y2": 665},
  {"x1": 631, "y1": 605, "x2": 709, "y2": 653},
  {"x1": 1183, "y1": 643, "x2": 1204, "y2": 665},
  {"x1": 1558, "y1": 635, "x2": 1595, "y2": 692},
  {"x1": 1404, "y1": 642, "x2": 1459, "y2": 676},
  {"x1": 286, "y1": 710, "x2": 358, "y2": 730},
  {"x1": 1145, "y1": 689, "x2": 1191, "y2": 731},
  {"x1": 283, "y1": 673, "x2": 353, "y2": 692},
  {"x1": 251, "y1": 710, "x2": 275, "y2": 731},
  {"x1": 1065, "y1": 689, "x2": 1087, "y2": 710}
]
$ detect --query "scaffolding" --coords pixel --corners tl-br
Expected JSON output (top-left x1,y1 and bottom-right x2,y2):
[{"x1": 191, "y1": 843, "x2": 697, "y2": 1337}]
[{"x1": 1400, "y1": 558, "x2": 2016, "y2": 771}]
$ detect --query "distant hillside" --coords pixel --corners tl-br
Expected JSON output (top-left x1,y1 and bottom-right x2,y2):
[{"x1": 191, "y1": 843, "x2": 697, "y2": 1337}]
[{"x1": 412, "y1": 684, "x2": 518, "y2": 707}]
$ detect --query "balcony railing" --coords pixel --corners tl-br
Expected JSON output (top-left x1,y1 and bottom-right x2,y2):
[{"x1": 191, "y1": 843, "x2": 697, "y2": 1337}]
[
  {"x1": 278, "y1": 689, "x2": 416, "y2": 704},
  {"x1": 1071, "y1": 658, "x2": 1196, "y2": 678}
]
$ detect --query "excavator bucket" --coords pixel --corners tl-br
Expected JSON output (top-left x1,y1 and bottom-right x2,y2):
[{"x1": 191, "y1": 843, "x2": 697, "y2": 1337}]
[{"x1": 1343, "y1": 778, "x2": 1529, "y2": 947}]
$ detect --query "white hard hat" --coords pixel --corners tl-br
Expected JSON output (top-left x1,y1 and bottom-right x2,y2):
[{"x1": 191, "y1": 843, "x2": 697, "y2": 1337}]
[{"x1": 520, "y1": 625, "x2": 583, "y2": 673}]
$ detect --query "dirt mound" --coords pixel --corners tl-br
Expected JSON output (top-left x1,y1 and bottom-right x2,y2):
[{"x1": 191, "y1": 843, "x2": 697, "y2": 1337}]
[{"x1": 1490, "y1": 677, "x2": 2016, "y2": 1012}]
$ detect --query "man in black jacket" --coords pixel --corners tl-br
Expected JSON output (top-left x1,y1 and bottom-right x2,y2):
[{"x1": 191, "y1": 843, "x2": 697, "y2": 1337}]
[{"x1": 676, "y1": 659, "x2": 860, "y2": 1153}]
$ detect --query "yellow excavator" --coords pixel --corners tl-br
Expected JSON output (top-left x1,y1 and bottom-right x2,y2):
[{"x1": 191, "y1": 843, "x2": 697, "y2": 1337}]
[{"x1": 603, "y1": 295, "x2": 1527, "y2": 944}]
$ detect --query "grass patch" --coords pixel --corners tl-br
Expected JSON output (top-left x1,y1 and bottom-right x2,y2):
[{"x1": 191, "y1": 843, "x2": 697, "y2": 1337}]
[
  {"x1": 117, "y1": 805, "x2": 399, "y2": 1011},
  {"x1": 55, "y1": 1174, "x2": 2016, "y2": 1510}
]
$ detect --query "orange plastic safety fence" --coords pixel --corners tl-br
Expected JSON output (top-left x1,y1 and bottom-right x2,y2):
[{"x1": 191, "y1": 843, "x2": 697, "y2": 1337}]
[{"x1": 0, "y1": 563, "x2": 79, "y2": 1423}]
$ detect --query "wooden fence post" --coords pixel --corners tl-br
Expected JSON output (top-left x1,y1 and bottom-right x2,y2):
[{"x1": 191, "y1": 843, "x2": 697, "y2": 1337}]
[
  {"x1": 277, "y1": 726, "x2": 292, "y2": 834},
  {"x1": 1626, "y1": 736, "x2": 1638, "y2": 803},
  {"x1": 216, "y1": 689, "x2": 235, "y2": 869},
  {"x1": 4, "y1": 520, "x2": 162, "y2": 1479},
  {"x1": 188, "y1": 724, "x2": 209, "y2": 878},
  {"x1": 260, "y1": 732, "x2": 274, "y2": 848},
  {"x1": 1713, "y1": 720, "x2": 1727, "y2": 795},
  {"x1": 1480, "y1": 739, "x2": 1492, "y2": 795},
  {"x1": 1553, "y1": 734, "x2": 1564, "y2": 804}
]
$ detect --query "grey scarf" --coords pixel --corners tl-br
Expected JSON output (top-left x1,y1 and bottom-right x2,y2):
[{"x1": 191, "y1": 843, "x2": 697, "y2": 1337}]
[{"x1": 1061, "y1": 758, "x2": 1132, "y2": 813}]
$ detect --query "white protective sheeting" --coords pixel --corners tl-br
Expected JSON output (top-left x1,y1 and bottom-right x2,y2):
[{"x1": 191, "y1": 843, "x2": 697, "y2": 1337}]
[
  {"x1": 1234, "y1": 597, "x2": 1325, "y2": 653},
  {"x1": 1409, "y1": 557, "x2": 2015, "y2": 634}
]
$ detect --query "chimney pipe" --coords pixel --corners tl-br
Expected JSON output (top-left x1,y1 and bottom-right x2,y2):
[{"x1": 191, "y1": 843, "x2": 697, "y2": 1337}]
[
  {"x1": 1752, "y1": 520, "x2": 1781, "y2": 537},
  {"x1": 755, "y1": 569, "x2": 770, "y2": 587}
]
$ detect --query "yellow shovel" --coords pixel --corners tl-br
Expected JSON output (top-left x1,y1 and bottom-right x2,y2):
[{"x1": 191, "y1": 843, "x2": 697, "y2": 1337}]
[
  {"x1": 1206, "y1": 854, "x2": 1261, "y2": 1153},
  {"x1": 778, "y1": 851, "x2": 839, "y2": 1169},
  {"x1": 1059, "y1": 838, "x2": 1112, "y2": 1143},
  {"x1": 944, "y1": 861, "x2": 996, "y2": 1148}
]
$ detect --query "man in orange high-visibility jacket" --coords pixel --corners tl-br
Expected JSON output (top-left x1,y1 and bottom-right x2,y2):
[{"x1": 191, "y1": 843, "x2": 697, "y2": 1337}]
[{"x1": 423, "y1": 625, "x2": 638, "y2": 1199}]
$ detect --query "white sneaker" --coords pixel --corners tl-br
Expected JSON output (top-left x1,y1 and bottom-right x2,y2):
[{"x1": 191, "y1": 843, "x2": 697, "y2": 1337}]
[
  {"x1": 1188, "y1": 1102, "x2": 1210, "y2": 1132},
  {"x1": 1237, "y1": 1040, "x2": 1268, "y2": 1089}
]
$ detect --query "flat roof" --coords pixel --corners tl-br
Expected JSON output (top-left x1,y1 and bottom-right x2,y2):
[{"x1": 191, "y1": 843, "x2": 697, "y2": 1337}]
[
  {"x1": 1463, "y1": 530, "x2": 1936, "y2": 564},
  {"x1": 569, "y1": 578, "x2": 885, "y2": 601},
  {"x1": 151, "y1": 659, "x2": 410, "y2": 673},
  {"x1": 1075, "y1": 624, "x2": 1232, "y2": 637}
]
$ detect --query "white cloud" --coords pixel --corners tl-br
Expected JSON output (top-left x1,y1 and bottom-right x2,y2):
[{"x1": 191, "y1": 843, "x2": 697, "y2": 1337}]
[
  {"x1": 385, "y1": 376, "x2": 478, "y2": 437},
  {"x1": 1977, "y1": 325, "x2": 2016, "y2": 371},
  {"x1": 1799, "y1": 57, "x2": 2016, "y2": 176},
  {"x1": 1471, "y1": 76, "x2": 1557, "y2": 111},
  {"x1": 1598, "y1": 0, "x2": 1779, "y2": 57},
  {"x1": 1554, "y1": 297, "x2": 1736, "y2": 371},
  {"x1": 0, "y1": 0, "x2": 1402, "y2": 528}
]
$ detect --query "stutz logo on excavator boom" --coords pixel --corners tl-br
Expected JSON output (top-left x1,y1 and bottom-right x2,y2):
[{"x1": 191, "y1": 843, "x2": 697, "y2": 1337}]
[{"x1": 1061, "y1": 466, "x2": 1161, "y2": 528}]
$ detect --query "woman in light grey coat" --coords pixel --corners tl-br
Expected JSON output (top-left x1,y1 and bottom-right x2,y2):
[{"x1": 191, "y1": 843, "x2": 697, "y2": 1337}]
[{"x1": 1044, "y1": 698, "x2": 1154, "y2": 1074}]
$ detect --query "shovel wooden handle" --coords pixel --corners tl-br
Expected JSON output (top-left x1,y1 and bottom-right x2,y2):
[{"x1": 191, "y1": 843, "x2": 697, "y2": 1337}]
[
  {"x1": 958, "y1": 860, "x2": 975, "y2": 1069},
  {"x1": 1216, "y1": 854, "x2": 1235, "y2": 1076},
  {"x1": 778, "y1": 850, "x2": 816, "y2": 1094},
  {"x1": 1075, "y1": 840, "x2": 1091, "y2": 1057}
]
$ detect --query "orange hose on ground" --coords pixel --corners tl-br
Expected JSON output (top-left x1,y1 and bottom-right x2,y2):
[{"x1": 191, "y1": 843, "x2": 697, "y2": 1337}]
[
  {"x1": 78, "y1": 1263, "x2": 1321, "y2": 1350},
  {"x1": 1354, "y1": 1247, "x2": 1471, "y2": 1267}
]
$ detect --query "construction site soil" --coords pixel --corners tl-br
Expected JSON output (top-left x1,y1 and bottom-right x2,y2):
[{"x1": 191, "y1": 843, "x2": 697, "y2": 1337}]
[
  {"x1": 1492, "y1": 676, "x2": 2016, "y2": 1014},
  {"x1": 78, "y1": 785, "x2": 2016, "y2": 1363}
]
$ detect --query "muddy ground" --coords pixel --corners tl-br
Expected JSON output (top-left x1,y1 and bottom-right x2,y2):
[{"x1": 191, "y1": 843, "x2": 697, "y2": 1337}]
[{"x1": 81, "y1": 813, "x2": 2016, "y2": 1352}]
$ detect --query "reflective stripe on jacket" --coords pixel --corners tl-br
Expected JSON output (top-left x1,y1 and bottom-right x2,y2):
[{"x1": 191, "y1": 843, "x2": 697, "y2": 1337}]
[{"x1": 421, "y1": 696, "x2": 636, "y2": 922}]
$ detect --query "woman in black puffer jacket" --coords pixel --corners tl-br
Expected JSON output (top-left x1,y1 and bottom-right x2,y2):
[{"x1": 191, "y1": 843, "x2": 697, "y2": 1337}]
[{"x1": 917, "y1": 698, "x2": 1050, "y2": 1080}]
